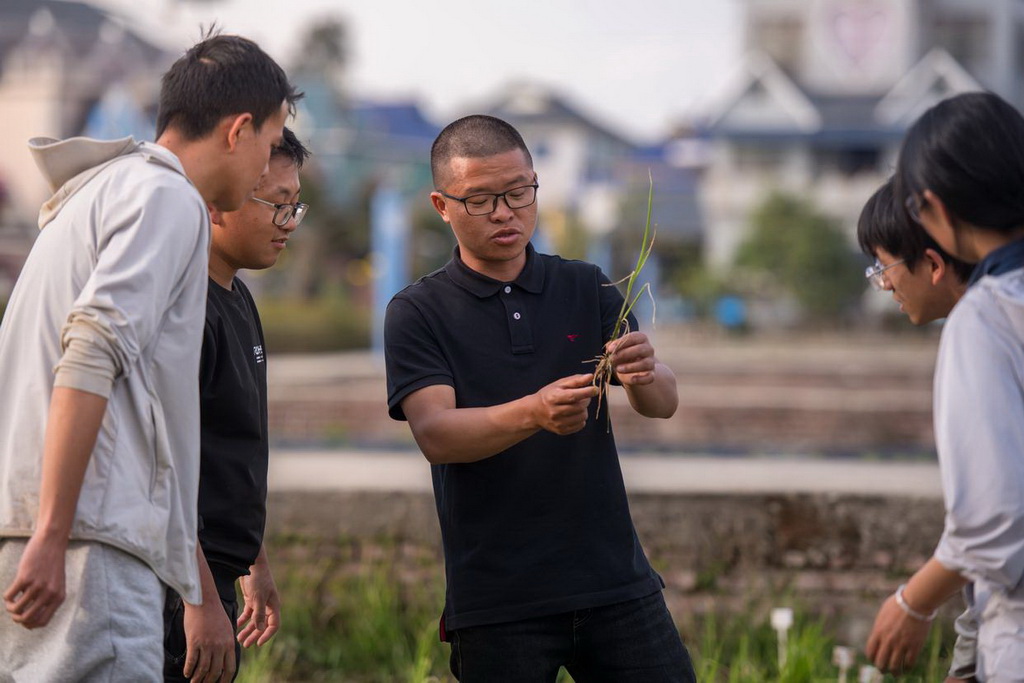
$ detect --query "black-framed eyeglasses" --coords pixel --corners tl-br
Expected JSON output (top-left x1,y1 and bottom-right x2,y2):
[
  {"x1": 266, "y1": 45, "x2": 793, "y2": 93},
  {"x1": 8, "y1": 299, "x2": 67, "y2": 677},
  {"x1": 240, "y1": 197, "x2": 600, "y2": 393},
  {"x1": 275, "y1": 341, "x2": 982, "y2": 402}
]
[
  {"x1": 249, "y1": 196, "x2": 309, "y2": 227},
  {"x1": 864, "y1": 258, "x2": 905, "y2": 291},
  {"x1": 438, "y1": 183, "x2": 539, "y2": 216}
]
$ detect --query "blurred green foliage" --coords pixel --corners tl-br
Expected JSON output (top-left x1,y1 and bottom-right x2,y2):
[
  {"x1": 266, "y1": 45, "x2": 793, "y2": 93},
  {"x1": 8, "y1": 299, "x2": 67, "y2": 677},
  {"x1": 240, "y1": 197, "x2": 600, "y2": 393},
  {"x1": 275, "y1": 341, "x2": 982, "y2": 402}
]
[
  {"x1": 735, "y1": 192, "x2": 865, "y2": 320},
  {"x1": 258, "y1": 293, "x2": 370, "y2": 352},
  {"x1": 237, "y1": 534, "x2": 957, "y2": 682},
  {"x1": 237, "y1": 537, "x2": 445, "y2": 682}
]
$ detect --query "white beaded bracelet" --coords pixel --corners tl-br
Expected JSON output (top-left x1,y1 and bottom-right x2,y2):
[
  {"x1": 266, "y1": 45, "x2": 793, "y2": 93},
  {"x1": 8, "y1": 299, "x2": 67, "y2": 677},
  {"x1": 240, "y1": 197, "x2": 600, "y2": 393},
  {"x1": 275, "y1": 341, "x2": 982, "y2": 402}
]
[{"x1": 894, "y1": 584, "x2": 937, "y2": 622}]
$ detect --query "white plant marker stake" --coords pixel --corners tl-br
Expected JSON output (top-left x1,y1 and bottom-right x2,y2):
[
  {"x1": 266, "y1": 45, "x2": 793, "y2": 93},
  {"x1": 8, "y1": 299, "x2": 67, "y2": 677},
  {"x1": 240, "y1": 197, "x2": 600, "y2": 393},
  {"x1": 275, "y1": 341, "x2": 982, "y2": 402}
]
[
  {"x1": 859, "y1": 665, "x2": 883, "y2": 683},
  {"x1": 832, "y1": 646, "x2": 854, "y2": 683},
  {"x1": 770, "y1": 607, "x2": 794, "y2": 671}
]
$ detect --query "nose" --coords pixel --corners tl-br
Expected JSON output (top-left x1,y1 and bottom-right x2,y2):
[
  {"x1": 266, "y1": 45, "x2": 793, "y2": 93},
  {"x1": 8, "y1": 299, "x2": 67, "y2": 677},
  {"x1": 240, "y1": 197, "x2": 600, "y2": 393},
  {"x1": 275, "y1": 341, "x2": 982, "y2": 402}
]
[
  {"x1": 489, "y1": 195, "x2": 515, "y2": 221},
  {"x1": 882, "y1": 276, "x2": 895, "y2": 292}
]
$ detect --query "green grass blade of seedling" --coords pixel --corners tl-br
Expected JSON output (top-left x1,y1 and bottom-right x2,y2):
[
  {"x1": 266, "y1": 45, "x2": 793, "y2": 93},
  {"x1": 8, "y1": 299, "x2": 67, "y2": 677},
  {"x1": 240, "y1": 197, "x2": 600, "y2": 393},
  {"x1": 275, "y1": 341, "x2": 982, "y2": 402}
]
[
  {"x1": 611, "y1": 171, "x2": 655, "y2": 342},
  {"x1": 619, "y1": 283, "x2": 654, "y2": 329}
]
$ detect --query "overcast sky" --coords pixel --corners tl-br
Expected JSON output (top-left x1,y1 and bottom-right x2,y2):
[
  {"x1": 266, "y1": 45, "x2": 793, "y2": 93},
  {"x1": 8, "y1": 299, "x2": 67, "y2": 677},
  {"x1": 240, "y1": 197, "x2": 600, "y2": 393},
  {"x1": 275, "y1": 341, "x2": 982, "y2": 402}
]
[{"x1": 92, "y1": 0, "x2": 743, "y2": 143}]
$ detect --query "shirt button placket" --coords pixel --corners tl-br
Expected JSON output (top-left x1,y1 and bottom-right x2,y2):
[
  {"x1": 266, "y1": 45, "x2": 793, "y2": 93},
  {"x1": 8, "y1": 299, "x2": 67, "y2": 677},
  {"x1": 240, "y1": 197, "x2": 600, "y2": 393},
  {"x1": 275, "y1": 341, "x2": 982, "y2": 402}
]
[{"x1": 502, "y1": 285, "x2": 534, "y2": 353}]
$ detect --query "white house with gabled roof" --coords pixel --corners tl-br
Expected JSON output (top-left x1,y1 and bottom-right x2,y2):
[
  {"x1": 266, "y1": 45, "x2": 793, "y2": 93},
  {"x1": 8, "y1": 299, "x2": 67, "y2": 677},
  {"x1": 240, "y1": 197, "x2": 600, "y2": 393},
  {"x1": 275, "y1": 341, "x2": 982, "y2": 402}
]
[{"x1": 695, "y1": 0, "x2": 1020, "y2": 268}]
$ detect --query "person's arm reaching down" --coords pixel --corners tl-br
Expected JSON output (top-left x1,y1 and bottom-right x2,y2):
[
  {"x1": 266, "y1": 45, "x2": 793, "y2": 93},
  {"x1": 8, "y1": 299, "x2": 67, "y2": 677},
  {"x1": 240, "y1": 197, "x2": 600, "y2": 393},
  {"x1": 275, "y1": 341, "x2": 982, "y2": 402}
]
[{"x1": 2, "y1": 387, "x2": 107, "y2": 629}]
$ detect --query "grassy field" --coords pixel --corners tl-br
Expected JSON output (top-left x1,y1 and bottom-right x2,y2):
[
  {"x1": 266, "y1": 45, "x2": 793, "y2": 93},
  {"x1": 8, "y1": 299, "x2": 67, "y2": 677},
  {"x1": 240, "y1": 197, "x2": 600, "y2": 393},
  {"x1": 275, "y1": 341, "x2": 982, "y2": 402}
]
[{"x1": 236, "y1": 535, "x2": 957, "y2": 683}]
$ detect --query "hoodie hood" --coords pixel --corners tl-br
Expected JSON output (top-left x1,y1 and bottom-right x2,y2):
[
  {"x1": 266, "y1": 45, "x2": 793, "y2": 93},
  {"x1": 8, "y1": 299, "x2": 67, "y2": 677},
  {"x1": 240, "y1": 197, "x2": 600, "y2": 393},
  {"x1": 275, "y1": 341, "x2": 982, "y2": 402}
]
[{"x1": 28, "y1": 136, "x2": 188, "y2": 230}]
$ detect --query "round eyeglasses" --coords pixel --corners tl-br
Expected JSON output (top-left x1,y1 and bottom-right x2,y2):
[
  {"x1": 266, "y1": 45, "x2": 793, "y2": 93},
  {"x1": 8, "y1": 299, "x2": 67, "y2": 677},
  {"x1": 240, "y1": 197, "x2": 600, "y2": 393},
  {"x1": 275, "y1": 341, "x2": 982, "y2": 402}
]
[
  {"x1": 864, "y1": 258, "x2": 905, "y2": 291},
  {"x1": 249, "y1": 196, "x2": 309, "y2": 227},
  {"x1": 438, "y1": 183, "x2": 539, "y2": 216}
]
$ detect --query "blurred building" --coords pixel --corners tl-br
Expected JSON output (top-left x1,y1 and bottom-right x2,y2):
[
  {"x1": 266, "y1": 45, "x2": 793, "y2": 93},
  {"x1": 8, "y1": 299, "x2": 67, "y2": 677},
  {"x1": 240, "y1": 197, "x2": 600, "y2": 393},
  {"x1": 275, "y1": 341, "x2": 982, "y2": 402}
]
[
  {"x1": 295, "y1": 73, "x2": 437, "y2": 207},
  {"x1": 699, "y1": 0, "x2": 1021, "y2": 267},
  {"x1": 0, "y1": 0, "x2": 170, "y2": 219},
  {"x1": 297, "y1": 76, "x2": 704, "y2": 277},
  {"x1": 484, "y1": 82, "x2": 703, "y2": 280},
  {"x1": 0, "y1": 0, "x2": 171, "y2": 295}
]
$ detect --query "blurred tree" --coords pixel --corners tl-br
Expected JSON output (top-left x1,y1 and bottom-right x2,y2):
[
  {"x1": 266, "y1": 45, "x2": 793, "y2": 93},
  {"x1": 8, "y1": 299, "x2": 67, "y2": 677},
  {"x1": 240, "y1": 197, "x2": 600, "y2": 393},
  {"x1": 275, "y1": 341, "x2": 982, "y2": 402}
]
[
  {"x1": 409, "y1": 203, "x2": 454, "y2": 278},
  {"x1": 735, "y1": 192, "x2": 865, "y2": 320},
  {"x1": 282, "y1": 16, "x2": 365, "y2": 299},
  {"x1": 292, "y1": 17, "x2": 348, "y2": 91}
]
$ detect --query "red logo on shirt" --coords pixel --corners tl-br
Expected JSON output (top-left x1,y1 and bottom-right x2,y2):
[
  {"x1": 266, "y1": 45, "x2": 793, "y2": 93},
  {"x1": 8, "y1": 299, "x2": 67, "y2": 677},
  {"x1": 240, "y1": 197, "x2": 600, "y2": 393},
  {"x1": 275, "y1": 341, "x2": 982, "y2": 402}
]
[{"x1": 566, "y1": 334, "x2": 579, "y2": 342}]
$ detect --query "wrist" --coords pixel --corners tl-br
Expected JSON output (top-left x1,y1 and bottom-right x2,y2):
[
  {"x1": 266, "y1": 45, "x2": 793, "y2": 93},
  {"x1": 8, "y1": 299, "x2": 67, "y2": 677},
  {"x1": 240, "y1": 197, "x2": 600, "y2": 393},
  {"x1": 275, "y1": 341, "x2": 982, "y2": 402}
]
[
  {"x1": 185, "y1": 597, "x2": 220, "y2": 615},
  {"x1": 521, "y1": 393, "x2": 543, "y2": 431},
  {"x1": 895, "y1": 583, "x2": 938, "y2": 622},
  {"x1": 34, "y1": 517, "x2": 72, "y2": 544}
]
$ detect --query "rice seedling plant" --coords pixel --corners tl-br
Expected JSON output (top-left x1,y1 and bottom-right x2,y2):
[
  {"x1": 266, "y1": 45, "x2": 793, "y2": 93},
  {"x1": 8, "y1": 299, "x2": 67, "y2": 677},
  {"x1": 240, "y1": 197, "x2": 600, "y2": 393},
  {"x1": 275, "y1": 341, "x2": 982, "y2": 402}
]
[{"x1": 589, "y1": 173, "x2": 657, "y2": 424}]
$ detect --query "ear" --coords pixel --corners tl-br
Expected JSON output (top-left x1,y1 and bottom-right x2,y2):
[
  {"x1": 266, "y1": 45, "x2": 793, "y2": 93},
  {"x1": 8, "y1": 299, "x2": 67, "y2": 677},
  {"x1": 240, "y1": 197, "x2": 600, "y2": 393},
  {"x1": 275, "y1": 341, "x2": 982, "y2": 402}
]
[
  {"x1": 430, "y1": 191, "x2": 451, "y2": 223},
  {"x1": 224, "y1": 113, "x2": 254, "y2": 152},
  {"x1": 206, "y1": 200, "x2": 225, "y2": 227},
  {"x1": 922, "y1": 247, "x2": 947, "y2": 286}
]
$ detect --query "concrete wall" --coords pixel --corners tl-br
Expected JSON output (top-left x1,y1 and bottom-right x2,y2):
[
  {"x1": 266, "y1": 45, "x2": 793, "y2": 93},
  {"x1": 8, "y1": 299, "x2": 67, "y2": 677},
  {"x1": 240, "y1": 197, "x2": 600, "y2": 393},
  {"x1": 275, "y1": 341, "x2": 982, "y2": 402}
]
[{"x1": 265, "y1": 487, "x2": 949, "y2": 645}]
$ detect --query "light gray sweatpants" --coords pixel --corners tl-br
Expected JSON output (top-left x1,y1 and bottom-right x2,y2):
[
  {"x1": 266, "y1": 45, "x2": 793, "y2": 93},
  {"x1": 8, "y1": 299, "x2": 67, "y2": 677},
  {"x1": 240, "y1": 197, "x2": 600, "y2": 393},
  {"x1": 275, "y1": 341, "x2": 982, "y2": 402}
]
[{"x1": 0, "y1": 538, "x2": 163, "y2": 682}]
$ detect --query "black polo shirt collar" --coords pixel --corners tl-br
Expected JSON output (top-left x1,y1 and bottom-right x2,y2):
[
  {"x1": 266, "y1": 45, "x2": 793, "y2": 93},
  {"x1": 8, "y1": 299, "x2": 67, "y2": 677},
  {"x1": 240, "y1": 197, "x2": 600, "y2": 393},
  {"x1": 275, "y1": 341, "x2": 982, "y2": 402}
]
[{"x1": 444, "y1": 243, "x2": 545, "y2": 297}]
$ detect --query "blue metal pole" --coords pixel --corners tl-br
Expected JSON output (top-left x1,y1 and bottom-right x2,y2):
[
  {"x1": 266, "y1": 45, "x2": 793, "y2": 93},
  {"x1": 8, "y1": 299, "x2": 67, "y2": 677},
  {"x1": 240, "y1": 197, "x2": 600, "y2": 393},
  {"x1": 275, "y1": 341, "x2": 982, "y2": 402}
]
[{"x1": 370, "y1": 184, "x2": 409, "y2": 355}]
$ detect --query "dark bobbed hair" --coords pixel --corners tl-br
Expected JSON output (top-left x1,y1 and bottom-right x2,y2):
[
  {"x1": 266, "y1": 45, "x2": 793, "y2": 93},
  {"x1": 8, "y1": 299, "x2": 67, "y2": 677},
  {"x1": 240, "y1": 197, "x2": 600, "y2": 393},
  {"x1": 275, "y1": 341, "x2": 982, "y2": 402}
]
[
  {"x1": 430, "y1": 114, "x2": 533, "y2": 188},
  {"x1": 858, "y1": 178, "x2": 974, "y2": 283},
  {"x1": 271, "y1": 127, "x2": 311, "y2": 169},
  {"x1": 895, "y1": 91, "x2": 1024, "y2": 234},
  {"x1": 156, "y1": 32, "x2": 303, "y2": 141}
]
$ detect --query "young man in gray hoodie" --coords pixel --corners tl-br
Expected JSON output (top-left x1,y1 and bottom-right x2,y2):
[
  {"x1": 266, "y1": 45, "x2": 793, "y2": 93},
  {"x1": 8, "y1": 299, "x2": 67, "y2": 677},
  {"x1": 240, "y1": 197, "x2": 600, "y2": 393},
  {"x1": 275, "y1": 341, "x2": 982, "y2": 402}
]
[{"x1": 0, "y1": 34, "x2": 300, "y2": 682}]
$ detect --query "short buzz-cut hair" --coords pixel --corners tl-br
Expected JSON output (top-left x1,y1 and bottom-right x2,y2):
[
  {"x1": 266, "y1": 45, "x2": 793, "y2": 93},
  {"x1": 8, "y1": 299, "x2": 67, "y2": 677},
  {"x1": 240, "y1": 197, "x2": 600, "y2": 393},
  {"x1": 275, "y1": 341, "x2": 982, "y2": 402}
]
[
  {"x1": 271, "y1": 127, "x2": 311, "y2": 169},
  {"x1": 156, "y1": 31, "x2": 303, "y2": 141},
  {"x1": 430, "y1": 114, "x2": 533, "y2": 188},
  {"x1": 858, "y1": 178, "x2": 974, "y2": 283}
]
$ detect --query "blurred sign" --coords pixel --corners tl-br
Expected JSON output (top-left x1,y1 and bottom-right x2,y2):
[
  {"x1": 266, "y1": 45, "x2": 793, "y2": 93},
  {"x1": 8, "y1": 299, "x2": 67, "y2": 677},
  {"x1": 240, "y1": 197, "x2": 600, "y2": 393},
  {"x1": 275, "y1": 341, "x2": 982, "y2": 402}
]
[{"x1": 804, "y1": 0, "x2": 912, "y2": 94}]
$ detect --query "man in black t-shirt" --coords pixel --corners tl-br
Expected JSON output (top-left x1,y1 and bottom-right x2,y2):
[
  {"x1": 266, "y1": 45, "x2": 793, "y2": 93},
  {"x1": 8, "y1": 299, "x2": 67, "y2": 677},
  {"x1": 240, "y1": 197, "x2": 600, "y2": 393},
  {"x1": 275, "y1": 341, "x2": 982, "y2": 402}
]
[
  {"x1": 163, "y1": 128, "x2": 311, "y2": 683},
  {"x1": 384, "y1": 115, "x2": 695, "y2": 682}
]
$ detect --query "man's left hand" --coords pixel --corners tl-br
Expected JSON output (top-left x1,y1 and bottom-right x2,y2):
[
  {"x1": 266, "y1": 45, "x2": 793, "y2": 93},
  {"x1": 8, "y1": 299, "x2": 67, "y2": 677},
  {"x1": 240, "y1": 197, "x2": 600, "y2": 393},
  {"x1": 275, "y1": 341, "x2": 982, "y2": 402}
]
[
  {"x1": 607, "y1": 331, "x2": 657, "y2": 385},
  {"x1": 236, "y1": 560, "x2": 280, "y2": 647}
]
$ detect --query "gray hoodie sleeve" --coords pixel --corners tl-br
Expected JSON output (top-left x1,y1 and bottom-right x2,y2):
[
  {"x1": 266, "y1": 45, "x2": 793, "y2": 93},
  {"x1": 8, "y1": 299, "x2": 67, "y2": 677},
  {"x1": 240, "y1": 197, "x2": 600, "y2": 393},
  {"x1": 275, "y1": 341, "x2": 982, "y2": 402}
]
[
  {"x1": 55, "y1": 173, "x2": 209, "y2": 392},
  {"x1": 53, "y1": 316, "x2": 121, "y2": 398}
]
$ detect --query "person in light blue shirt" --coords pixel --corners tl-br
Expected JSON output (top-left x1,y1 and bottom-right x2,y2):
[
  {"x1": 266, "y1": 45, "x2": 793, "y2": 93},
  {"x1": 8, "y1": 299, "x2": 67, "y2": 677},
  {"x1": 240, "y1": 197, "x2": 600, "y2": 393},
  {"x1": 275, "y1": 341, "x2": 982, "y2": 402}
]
[{"x1": 867, "y1": 91, "x2": 1024, "y2": 682}]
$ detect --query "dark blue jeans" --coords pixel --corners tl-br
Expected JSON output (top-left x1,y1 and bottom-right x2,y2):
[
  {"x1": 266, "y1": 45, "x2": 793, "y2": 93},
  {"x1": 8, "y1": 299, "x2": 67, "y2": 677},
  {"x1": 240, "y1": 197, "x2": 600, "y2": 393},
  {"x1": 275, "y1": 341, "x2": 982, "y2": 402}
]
[{"x1": 449, "y1": 591, "x2": 695, "y2": 682}]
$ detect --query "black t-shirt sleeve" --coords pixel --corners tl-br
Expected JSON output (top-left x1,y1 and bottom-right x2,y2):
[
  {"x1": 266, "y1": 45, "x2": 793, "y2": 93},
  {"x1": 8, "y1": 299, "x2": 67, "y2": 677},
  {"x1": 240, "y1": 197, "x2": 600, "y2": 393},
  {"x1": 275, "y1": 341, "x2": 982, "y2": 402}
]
[
  {"x1": 384, "y1": 294, "x2": 454, "y2": 421},
  {"x1": 195, "y1": 319, "x2": 218, "y2": 535},
  {"x1": 198, "y1": 317, "x2": 218, "y2": 395}
]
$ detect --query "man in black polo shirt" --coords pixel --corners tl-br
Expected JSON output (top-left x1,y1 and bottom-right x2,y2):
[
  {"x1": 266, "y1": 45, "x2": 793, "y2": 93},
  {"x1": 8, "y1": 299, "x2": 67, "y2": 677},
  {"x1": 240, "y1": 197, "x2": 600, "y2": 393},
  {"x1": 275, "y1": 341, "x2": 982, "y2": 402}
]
[
  {"x1": 163, "y1": 128, "x2": 311, "y2": 683},
  {"x1": 384, "y1": 115, "x2": 694, "y2": 682}
]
